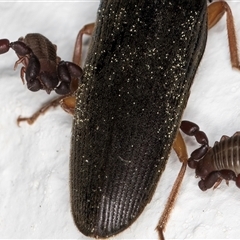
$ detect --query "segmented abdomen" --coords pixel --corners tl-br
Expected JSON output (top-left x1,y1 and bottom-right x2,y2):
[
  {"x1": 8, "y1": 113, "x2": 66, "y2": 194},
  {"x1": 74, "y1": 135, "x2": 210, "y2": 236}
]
[
  {"x1": 22, "y1": 33, "x2": 57, "y2": 63},
  {"x1": 212, "y1": 133, "x2": 240, "y2": 174}
]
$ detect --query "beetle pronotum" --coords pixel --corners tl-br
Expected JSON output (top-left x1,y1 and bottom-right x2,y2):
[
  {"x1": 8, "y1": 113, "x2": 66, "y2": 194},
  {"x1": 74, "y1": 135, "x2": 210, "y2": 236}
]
[{"x1": 0, "y1": 1, "x2": 240, "y2": 239}]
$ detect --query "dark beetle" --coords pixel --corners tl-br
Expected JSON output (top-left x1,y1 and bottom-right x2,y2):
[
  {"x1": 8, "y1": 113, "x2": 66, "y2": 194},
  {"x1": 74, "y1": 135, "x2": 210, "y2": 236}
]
[{"x1": 70, "y1": 0, "x2": 207, "y2": 238}]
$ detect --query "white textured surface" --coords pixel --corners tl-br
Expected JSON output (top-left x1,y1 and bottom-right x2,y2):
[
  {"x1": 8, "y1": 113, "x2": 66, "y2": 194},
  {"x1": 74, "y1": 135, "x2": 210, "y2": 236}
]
[{"x1": 0, "y1": 1, "x2": 240, "y2": 239}]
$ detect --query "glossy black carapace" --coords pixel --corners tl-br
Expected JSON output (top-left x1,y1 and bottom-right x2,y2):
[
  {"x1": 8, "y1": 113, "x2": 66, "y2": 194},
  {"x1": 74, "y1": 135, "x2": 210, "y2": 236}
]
[{"x1": 70, "y1": 0, "x2": 207, "y2": 238}]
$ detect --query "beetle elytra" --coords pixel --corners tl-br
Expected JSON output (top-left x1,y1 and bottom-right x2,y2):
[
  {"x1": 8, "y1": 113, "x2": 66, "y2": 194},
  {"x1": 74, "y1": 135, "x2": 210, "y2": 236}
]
[
  {"x1": 70, "y1": 0, "x2": 207, "y2": 238},
  {"x1": 1, "y1": 1, "x2": 240, "y2": 239}
]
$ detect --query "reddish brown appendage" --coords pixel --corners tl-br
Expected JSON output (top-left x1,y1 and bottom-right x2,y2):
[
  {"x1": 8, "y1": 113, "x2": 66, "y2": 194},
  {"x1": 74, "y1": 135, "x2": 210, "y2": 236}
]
[
  {"x1": 0, "y1": 39, "x2": 10, "y2": 54},
  {"x1": 17, "y1": 96, "x2": 66, "y2": 125},
  {"x1": 60, "y1": 96, "x2": 76, "y2": 115},
  {"x1": 180, "y1": 121, "x2": 209, "y2": 171},
  {"x1": 72, "y1": 23, "x2": 95, "y2": 66},
  {"x1": 208, "y1": 1, "x2": 240, "y2": 70},
  {"x1": 156, "y1": 130, "x2": 188, "y2": 240}
]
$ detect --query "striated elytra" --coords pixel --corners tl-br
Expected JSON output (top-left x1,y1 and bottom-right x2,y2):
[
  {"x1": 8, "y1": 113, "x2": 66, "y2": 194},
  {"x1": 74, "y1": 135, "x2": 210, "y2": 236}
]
[{"x1": 70, "y1": 0, "x2": 207, "y2": 238}]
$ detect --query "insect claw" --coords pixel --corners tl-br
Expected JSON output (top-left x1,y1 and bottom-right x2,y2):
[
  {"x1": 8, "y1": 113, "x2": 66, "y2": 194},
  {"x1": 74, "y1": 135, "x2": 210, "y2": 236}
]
[{"x1": 213, "y1": 179, "x2": 222, "y2": 190}]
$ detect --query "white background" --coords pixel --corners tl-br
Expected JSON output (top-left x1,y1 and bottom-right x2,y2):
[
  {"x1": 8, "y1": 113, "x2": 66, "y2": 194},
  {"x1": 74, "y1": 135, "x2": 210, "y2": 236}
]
[{"x1": 0, "y1": 0, "x2": 240, "y2": 239}]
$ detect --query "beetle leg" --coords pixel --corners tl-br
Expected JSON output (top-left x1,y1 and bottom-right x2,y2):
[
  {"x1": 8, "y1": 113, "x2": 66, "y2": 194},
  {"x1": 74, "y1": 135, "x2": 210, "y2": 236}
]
[
  {"x1": 60, "y1": 96, "x2": 76, "y2": 115},
  {"x1": 208, "y1": 1, "x2": 239, "y2": 69},
  {"x1": 172, "y1": 130, "x2": 188, "y2": 163},
  {"x1": 17, "y1": 94, "x2": 77, "y2": 125},
  {"x1": 17, "y1": 96, "x2": 65, "y2": 125},
  {"x1": 72, "y1": 23, "x2": 95, "y2": 66},
  {"x1": 156, "y1": 130, "x2": 188, "y2": 240},
  {"x1": 156, "y1": 164, "x2": 188, "y2": 240}
]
